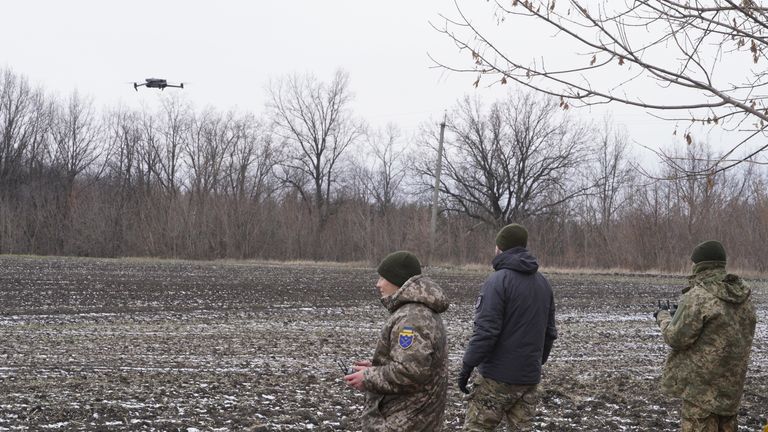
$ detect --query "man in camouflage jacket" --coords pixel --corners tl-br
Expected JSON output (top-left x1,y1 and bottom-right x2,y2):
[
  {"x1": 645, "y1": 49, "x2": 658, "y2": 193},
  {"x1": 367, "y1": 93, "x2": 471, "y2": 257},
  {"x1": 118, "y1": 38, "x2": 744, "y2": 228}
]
[
  {"x1": 655, "y1": 240, "x2": 757, "y2": 432},
  {"x1": 344, "y1": 251, "x2": 449, "y2": 431}
]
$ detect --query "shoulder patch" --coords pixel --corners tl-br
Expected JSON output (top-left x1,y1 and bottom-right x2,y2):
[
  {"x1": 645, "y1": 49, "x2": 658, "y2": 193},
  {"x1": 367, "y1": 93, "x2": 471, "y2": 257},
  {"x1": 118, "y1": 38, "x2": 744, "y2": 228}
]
[
  {"x1": 398, "y1": 326, "x2": 415, "y2": 349},
  {"x1": 475, "y1": 295, "x2": 483, "y2": 310}
]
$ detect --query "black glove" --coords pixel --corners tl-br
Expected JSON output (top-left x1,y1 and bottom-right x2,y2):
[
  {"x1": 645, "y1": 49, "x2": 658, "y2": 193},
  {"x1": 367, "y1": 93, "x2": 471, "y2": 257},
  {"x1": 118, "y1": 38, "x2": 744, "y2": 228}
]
[
  {"x1": 669, "y1": 303, "x2": 678, "y2": 317},
  {"x1": 457, "y1": 362, "x2": 474, "y2": 394},
  {"x1": 653, "y1": 300, "x2": 671, "y2": 320}
]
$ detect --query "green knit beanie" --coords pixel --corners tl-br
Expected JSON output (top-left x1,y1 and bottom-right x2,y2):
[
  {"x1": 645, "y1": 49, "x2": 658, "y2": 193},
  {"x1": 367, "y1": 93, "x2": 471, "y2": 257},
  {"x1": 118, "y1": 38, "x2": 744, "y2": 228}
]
[
  {"x1": 690, "y1": 240, "x2": 726, "y2": 263},
  {"x1": 495, "y1": 223, "x2": 528, "y2": 251},
  {"x1": 377, "y1": 251, "x2": 422, "y2": 287}
]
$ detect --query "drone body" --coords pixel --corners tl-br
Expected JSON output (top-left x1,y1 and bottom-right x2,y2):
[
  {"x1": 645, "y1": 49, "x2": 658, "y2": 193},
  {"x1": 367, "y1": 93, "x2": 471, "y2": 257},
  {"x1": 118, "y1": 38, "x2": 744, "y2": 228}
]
[{"x1": 133, "y1": 78, "x2": 184, "y2": 91}]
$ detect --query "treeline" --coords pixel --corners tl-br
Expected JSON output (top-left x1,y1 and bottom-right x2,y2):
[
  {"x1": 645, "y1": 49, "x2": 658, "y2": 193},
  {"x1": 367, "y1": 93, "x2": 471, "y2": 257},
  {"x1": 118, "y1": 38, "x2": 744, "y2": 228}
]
[{"x1": 1, "y1": 68, "x2": 766, "y2": 272}]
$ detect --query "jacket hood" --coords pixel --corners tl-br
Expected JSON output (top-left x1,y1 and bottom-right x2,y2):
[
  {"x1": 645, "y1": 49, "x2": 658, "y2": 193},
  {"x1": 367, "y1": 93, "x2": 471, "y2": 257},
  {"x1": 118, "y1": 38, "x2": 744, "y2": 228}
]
[
  {"x1": 686, "y1": 262, "x2": 751, "y2": 304},
  {"x1": 380, "y1": 274, "x2": 449, "y2": 314},
  {"x1": 492, "y1": 247, "x2": 539, "y2": 274}
]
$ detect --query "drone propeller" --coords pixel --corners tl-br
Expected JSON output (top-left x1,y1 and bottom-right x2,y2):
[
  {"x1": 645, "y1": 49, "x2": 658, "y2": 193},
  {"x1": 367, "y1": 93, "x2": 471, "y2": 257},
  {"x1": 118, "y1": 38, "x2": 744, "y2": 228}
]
[{"x1": 127, "y1": 81, "x2": 146, "y2": 91}]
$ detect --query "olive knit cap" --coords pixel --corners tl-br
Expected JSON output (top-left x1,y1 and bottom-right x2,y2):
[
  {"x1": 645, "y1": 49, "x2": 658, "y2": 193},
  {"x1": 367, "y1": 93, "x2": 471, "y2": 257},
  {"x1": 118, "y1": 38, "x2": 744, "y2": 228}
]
[
  {"x1": 377, "y1": 251, "x2": 422, "y2": 287},
  {"x1": 690, "y1": 240, "x2": 726, "y2": 263},
  {"x1": 495, "y1": 223, "x2": 528, "y2": 251}
]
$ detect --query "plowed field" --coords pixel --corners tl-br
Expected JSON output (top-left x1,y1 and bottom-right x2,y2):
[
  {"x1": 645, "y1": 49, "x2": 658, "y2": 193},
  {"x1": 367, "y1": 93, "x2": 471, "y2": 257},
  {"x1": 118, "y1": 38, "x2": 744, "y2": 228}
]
[{"x1": 0, "y1": 256, "x2": 765, "y2": 431}]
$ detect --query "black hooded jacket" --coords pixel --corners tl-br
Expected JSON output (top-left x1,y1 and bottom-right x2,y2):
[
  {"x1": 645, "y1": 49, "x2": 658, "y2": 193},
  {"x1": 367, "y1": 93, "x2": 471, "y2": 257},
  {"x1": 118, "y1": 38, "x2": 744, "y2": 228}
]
[{"x1": 462, "y1": 247, "x2": 557, "y2": 385}]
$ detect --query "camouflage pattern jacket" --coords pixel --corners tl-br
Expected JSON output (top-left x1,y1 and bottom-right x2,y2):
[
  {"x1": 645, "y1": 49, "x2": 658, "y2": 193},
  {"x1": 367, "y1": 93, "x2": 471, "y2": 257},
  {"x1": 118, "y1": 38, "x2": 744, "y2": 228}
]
[
  {"x1": 656, "y1": 261, "x2": 757, "y2": 415},
  {"x1": 361, "y1": 275, "x2": 449, "y2": 432}
]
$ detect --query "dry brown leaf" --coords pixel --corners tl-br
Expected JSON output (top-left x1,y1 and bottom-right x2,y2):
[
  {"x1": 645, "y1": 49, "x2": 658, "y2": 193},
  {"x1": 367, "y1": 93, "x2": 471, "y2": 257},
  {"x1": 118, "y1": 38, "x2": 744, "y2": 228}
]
[{"x1": 751, "y1": 40, "x2": 759, "y2": 64}]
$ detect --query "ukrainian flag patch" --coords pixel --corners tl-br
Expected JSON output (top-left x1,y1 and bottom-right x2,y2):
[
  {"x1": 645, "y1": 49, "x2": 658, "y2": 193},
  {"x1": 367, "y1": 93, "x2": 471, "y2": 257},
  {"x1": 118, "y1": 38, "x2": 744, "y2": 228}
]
[{"x1": 399, "y1": 326, "x2": 415, "y2": 349}]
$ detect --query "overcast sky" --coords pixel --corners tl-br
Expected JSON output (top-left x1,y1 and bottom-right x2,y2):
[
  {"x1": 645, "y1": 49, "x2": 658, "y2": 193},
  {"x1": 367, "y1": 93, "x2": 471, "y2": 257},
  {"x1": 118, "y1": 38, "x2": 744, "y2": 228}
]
[{"x1": 0, "y1": 1, "x2": 736, "y2": 165}]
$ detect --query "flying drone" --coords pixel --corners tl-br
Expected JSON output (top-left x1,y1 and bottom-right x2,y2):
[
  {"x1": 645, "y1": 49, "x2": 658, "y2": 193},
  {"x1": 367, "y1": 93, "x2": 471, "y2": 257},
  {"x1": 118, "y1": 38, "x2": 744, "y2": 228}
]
[{"x1": 133, "y1": 78, "x2": 184, "y2": 91}]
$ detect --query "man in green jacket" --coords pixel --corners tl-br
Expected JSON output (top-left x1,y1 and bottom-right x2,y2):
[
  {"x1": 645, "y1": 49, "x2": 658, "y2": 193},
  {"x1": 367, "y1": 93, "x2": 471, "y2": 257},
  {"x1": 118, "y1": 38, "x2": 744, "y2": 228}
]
[
  {"x1": 344, "y1": 251, "x2": 449, "y2": 431},
  {"x1": 655, "y1": 240, "x2": 757, "y2": 432}
]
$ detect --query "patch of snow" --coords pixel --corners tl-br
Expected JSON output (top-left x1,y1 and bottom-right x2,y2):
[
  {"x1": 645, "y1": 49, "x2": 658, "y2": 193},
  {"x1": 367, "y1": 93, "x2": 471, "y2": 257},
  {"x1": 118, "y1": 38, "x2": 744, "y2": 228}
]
[{"x1": 40, "y1": 423, "x2": 69, "y2": 429}]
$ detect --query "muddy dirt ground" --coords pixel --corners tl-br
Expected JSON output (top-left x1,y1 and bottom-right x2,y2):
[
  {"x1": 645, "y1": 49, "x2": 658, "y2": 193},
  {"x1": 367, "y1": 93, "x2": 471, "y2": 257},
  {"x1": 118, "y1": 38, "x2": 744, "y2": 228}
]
[{"x1": 0, "y1": 256, "x2": 765, "y2": 431}]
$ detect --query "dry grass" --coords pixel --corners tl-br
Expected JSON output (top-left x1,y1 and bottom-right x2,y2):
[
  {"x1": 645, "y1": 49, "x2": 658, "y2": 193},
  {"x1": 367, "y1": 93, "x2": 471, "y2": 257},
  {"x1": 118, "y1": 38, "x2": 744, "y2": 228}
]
[
  {"x1": 425, "y1": 261, "x2": 767, "y2": 283},
  {"x1": 2, "y1": 253, "x2": 765, "y2": 281},
  {"x1": 220, "y1": 258, "x2": 371, "y2": 270}
]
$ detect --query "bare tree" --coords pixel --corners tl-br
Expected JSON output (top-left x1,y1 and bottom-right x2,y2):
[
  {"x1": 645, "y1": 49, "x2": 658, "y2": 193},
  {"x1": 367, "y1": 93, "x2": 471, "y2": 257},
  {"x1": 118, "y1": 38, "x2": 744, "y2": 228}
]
[
  {"x1": 568, "y1": 118, "x2": 636, "y2": 266},
  {"x1": 134, "y1": 111, "x2": 154, "y2": 189},
  {"x1": 105, "y1": 108, "x2": 141, "y2": 192},
  {"x1": 103, "y1": 107, "x2": 145, "y2": 255},
  {"x1": 355, "y1": 123, "x2": 407, "y2": 214},
  {"x1": 0, "y1": 69, "x2": 51, "y2": 254},
  {"x1": 222, "y1": 113, "x2": 278, "y2": 202},
  {"x1": 433, "y1": 1, "x2": 768, "y2": 174},
  {"x1": 268, "y1": 70, "x2": 364, "y2": 228},
  {"x1": 46, "y1": 91, "x2": 104, "y2": 252},
  {"x1": 4, "y1": 68, "x2": 768, "y2": 270},
  {"x1": 153, "y1": 96, "x2": 190, "y2": 196},
  {"x1": 416, "y1": 92, "x2": 591, "y2": 227},
  {"x1": 0, "y1": 68, "x2": 50, "y2": 189},
  {"x1": 659, "y1": 141, "x2": 738, "y2": 239},
  {"x1": 585, "y1": 117, "x2": 635, "y2": 236},
  {"x1": 216, "y1": 113, "x2": 279, "y2": 258},
  {"x1": 185, "y1": 109, "x2": 236, "y2": 199},
  {"x1": 49, "y1": 91, "x2": 104, "y2": 187}
]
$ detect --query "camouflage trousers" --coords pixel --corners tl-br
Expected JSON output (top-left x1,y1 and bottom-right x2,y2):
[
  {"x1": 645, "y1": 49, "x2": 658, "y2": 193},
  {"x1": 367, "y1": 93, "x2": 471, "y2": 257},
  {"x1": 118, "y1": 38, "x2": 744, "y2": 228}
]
[
  {"x1": 681, "y1": 400, "x2": 737, "y2": 432},
  {"x1": 463, "y1": 375, "x2": 537, "y2": 432}
]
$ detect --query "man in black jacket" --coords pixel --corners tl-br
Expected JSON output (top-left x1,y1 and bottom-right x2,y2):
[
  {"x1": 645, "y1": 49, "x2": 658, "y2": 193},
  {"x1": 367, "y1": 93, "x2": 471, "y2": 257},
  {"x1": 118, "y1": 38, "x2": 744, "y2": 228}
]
[{"x1": 457, "y1": 223, "x2": 557, "y2": 431}]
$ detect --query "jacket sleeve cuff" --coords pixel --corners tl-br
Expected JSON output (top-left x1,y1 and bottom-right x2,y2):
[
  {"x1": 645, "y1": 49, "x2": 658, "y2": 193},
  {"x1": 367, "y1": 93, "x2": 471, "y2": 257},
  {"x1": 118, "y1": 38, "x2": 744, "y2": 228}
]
[
  {"x1": 656, "y1": 310, "x2": 671, "y2": 326},
  {"x1": 362, "y1": 367, "x2": 380, "y2": 393}
]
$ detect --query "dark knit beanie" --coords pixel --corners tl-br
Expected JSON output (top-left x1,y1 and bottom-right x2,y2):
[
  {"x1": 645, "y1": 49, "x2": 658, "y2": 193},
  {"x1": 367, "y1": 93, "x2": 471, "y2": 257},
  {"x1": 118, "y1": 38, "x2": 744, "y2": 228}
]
[
  {"x1": 495, "y1": 223, "x2": 528, "y2": 251},
  {"x1": 377, "y1": 251, "x2": 422, "y2": 287},
  {"x1": 690, "y1": 240, "x2": 726, "y2": 263}
]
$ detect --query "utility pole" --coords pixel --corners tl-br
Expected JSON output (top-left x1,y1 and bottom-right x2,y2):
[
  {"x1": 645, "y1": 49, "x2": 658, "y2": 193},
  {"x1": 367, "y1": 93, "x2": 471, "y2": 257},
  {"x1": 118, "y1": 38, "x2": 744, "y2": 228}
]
[{"x1": 428, "y1": 112, "x2": 447, "y2": 266}]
